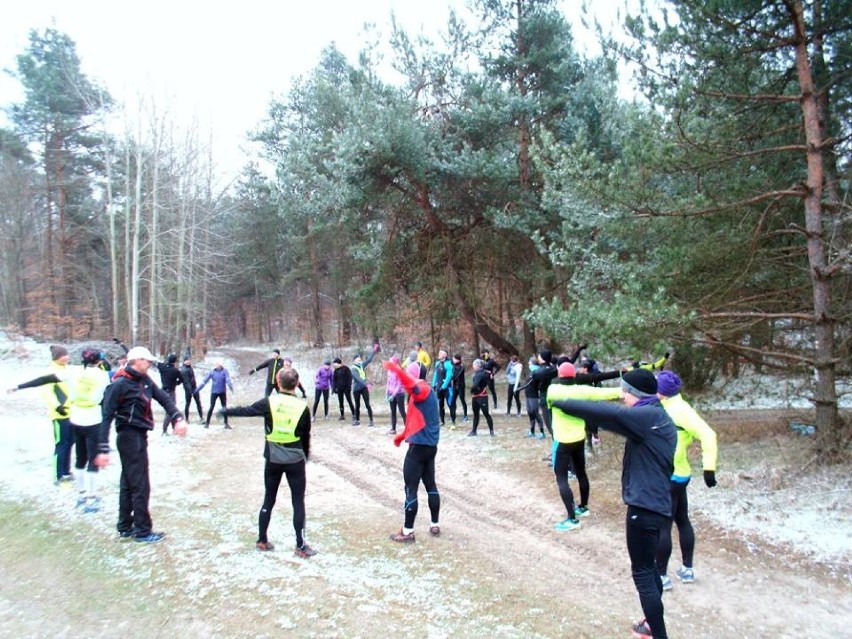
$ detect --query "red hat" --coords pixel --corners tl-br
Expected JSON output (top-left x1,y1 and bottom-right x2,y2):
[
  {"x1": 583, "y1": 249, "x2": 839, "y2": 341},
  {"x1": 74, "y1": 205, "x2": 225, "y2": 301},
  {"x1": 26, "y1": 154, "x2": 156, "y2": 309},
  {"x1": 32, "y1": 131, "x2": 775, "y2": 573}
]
[{"x1": 557, "y1": 362, "x2": 576, "y2": 378}]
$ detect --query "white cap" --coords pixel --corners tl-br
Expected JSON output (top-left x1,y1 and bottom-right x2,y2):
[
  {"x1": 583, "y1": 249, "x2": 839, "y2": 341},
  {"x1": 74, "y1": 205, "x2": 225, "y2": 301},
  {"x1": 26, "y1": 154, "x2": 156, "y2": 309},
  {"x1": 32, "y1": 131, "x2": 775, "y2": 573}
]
[{"x1": 126, "y1": 346, "x2": 159, "y2": 362}]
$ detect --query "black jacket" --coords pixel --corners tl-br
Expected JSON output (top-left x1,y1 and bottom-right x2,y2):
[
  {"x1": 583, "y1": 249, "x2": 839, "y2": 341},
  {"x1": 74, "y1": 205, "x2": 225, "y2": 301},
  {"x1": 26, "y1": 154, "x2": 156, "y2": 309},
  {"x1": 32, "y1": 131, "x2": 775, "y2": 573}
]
[
  {"x1": 252, "y1": 356, "x2": 285, "y2": 387},
  {"x1": 99, "y1": 365, "x2": 182, "y2": 452},
  {"x1": 451, "y1": 362, "x2": 466, "y2": 390},
  {"x1": 180, "y1": 363, "x2": 197, "y2": 393},
  {"x1": 471, "y1": 369, "x2": 490, "y2": 396},
  {"x1": 156, "y1": 362, "x2": 184, "y2": 393},
  {"x1": 332, "y1": 366, "x2": 352, "y2": 393}
]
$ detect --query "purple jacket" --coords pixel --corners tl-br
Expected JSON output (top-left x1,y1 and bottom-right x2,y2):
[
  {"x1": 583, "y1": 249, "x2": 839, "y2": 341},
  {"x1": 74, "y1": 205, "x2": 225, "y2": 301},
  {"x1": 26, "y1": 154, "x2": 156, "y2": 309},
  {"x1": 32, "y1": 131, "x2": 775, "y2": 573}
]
[
  {"x1": 198, "y1": 367, "x2": 233, "y2": 394},
  {"x1": 314, "y1": 364, "x2": 333, "y2": 391}
]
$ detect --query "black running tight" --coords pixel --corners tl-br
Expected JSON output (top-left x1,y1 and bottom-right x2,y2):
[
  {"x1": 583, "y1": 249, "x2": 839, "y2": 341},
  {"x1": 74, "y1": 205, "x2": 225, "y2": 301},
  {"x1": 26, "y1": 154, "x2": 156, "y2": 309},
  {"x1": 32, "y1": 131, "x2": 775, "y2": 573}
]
[{"x1": 259, "y1": 459, "x2": 306, "y2": 547}]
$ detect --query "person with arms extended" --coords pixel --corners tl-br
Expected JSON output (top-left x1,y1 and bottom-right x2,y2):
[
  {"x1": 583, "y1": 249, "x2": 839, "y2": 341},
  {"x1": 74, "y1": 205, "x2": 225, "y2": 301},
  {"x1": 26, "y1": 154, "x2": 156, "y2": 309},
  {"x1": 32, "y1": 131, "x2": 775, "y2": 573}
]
[
  {"x1": 546, "y1": 362, "x2": 621, "y2": 531},
  {"x1": 312, "y1": 359, "x2": 334, "y2": 420},
  {"x1": 179, "y1": 354, "x2": 204, "y2": 423},
  {"x1": 7, "y1": 344, "x2": 75, "y2": 485},
  {"x1": 156, "y1": 353, "x2": 184, "y2": 435},
  {"x1": 351, "y1": 345, "x2": 379, "y2": 427},
  {"x1": 655, "y1": 370, "x2": 718, "y2": 590},
  {"x1": 221, "y1": 368, "x2": 316, "y2": 558},
  {"x1": 197, "y1": 361, "x2": 234, "y2": 429},
  {"x1": 383, "y1": 359, "x2": 441, "y2": 543},
  {"x1": 550, "y1": 368, "x2": 676, "y2": 639},
  {"x1": 95, "y1": 346, "x2": 186, "y2": 543},
  {"x1": 248, "y1": 348, "x2": 285, "y2": 397},
  {"x1": 414, "y1": 341, "x2": 432, "y2": 372}
]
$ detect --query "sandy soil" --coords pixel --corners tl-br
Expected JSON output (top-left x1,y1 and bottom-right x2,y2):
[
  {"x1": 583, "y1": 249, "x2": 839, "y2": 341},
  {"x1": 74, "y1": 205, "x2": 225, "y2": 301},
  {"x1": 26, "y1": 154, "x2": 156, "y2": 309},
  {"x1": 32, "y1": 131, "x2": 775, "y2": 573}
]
[{"x1": 0, "y1": 345, "x2": 849, "y2": 639}]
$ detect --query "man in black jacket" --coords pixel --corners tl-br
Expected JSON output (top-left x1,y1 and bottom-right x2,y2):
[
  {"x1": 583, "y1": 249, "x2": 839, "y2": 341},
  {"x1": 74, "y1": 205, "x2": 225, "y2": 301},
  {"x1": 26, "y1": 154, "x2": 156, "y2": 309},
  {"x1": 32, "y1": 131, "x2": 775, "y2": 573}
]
[
  {"x1": 157, "y1": 353, "x2": 185, "y2": 435},
  {"x1": 249, "y1": 348, "x2": 285, "y2": 396},
  {"x1": 550, "y1": 368, "x2": 676, "y2": 639},
  {"x1": 95, "y1": 346, "x2": 185, "y2": 544},
  {"x1": 180, "y1": 356, "x2": 204, "y2": 422},
  {"x1": 331, "y1": 357, "x2": 355, "y2": 421}
]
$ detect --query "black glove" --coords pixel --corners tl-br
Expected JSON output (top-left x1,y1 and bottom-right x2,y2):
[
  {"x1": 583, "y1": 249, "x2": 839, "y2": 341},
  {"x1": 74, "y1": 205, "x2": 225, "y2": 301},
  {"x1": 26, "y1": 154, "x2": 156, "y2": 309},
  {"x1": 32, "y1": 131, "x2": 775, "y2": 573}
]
[
  {"x1": 704, "y1": 470, "x2": 717, "y2": 488},
  {"x1": 249, "y1": 369, "x2": 255, "y2": 375},
  {"x1": 664, "y1": 351, "x2": 671, "y2": 359},
  {"x1": 56, "y1": 405, "x2": 69, "y2": 417}
]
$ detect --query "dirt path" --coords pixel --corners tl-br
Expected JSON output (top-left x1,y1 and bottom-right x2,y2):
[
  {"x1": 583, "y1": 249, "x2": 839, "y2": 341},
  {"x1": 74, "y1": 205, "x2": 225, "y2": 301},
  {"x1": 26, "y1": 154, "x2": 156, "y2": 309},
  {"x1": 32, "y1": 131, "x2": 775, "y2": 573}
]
[{"x1": 0, "y1": 346, "x2": 849, "y2": 638}]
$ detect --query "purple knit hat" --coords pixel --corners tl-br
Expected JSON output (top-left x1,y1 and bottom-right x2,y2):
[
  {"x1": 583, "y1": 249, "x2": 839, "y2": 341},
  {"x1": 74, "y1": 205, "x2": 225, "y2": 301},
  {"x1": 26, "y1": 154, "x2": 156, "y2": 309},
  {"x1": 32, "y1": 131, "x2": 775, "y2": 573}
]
[{"x1": 656, "y1": 370, "x2": 682, "y2": 397}]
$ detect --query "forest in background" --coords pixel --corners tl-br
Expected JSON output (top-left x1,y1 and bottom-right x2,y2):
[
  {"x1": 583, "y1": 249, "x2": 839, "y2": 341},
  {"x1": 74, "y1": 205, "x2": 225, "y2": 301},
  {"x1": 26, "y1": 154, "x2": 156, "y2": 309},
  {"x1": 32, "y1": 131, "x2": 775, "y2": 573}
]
[{"x1": 0, "y1": 0, "x2": 850, "y2": 457}]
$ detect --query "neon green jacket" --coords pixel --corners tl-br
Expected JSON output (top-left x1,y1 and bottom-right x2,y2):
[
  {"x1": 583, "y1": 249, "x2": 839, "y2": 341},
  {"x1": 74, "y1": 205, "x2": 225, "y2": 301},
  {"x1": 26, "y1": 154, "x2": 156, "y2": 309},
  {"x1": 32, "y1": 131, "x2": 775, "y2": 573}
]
[
  {"x1": 661, "y1": 394, "x2": 718, "y2": 478},
  {"x1": 547, "y1": 383, "x2": 621, "y2": 444}
]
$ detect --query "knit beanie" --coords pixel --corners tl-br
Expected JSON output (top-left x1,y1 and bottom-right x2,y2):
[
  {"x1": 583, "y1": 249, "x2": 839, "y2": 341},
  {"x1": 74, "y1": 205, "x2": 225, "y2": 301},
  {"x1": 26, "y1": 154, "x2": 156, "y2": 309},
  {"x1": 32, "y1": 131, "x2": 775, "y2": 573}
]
[
  {"x1": 407, "y1": 362, "x2": 422, "y2": 378},
  {"x1": 332, "y1": 357, "x2": 342, "y2": 365},
  {"x1": 539, "y1": 350, "x2": 552, "y2": 364},
  {"x1": 621, "y1": 368, "x2": 658, "y2": 397},
  {"x1": 656, "y1": 371, "x2": 683, "y2": 397},
  {"x1": 50, "y1": 345, "x2": 69, "y2": 361},
  {"x1": 557, "y1": 362, "x2": 576, "y2": 378}
]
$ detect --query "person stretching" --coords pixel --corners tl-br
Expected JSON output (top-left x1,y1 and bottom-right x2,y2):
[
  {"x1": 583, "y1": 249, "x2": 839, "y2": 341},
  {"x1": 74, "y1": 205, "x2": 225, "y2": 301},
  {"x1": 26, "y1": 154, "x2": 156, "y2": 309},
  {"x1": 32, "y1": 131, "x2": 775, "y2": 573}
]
[{"x1": 383, "y1": 359, "x2": 442, "y2": 543}]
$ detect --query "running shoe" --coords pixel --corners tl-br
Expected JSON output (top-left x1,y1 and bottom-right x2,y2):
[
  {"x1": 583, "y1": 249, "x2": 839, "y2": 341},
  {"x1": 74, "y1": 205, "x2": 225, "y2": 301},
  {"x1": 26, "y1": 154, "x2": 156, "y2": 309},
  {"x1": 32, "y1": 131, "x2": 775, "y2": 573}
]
[
  {"x1": 554, "y1": 518, "x2": 581, "y2": 532},
  {"x1": 387, "y1": 429, "x2": 397, "y2": 435},
  {"x1": 118, "y1": 530, "x2": 134, "y2": 541},
  {"x1": 82, "y1": 497, "x2": 101, "y2": 514},
  {"x1": 352, "y1": 420, "x2": 360, "y2": 426},
  {"x1": 574, "y1": 505, "x2": 590, "y2": 518},
  {"x1": 536, "y1": 432, "x2": 546, "y2": 439},
  {"x1": 525, "y1": 432, "x2": 536, "y2": 438},
  {"x1": 256, "y1": 541, "x2": 275, "y2": 551},
  {"x1": 294, "y1": 544, "x2": 318, "y2": 558},
  {"x1": 389, "y1": 529, "x2": 415, "y2": 543},
  {"x1": 467, "y1": 430, "x2": 477, "y2": 437},
  {"x1": 134, "y1": 531, "x2": 166, "y2": 543},
  {"x1": 676, "y1": 566, "x2": 695, "y2": 583},
  {"x1": 660, "y1": 574, "x2": 673, "y2": 591},
  {"x1": 224, "y1": 424, "x2": 232, "y2": 429},
  {"x1": 368, "y1": 422, "x2": 375, "y2": 427},
  {"x1": 631, "y1": 619, "x2": 653, "y2": 639},
  {"x1": 592, "y1": 435, "x2": 601, "y2": 446},
  {"x1": 429, "y1": 525, "x2": 441, "y2": 537}
]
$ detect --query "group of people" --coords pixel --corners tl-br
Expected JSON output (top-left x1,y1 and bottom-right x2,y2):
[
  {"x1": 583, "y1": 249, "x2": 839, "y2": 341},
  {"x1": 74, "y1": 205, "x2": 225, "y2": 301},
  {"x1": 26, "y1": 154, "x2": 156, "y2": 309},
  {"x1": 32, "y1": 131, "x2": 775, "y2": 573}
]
[{"x1": 8, "y1": 338, "x2": 718, "y2": 639}]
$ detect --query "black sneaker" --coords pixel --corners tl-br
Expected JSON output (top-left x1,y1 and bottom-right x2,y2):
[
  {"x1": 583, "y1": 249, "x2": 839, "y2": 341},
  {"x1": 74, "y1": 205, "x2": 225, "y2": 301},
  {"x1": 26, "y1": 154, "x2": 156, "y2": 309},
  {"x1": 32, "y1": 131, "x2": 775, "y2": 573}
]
[
  {"x1": 118, "y1": 530, "x2": 134, "y2": 542},
  {"x1": 631, "y1": 619, "x2": 653, "y2": 639}
]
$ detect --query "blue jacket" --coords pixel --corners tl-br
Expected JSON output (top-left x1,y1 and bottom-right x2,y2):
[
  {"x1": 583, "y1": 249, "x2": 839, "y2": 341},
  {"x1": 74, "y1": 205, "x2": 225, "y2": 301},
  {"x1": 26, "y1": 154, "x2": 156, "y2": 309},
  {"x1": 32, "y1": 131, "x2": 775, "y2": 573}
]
[
  {"x1": 431, "y1": 358, "x2": 453, "y2": 391},
  {"x1": 198, "y1": 367, "x2": 233, "y2": 394},
  {"x1": 407, "y1": 385, "x2": 441, "y2": 447}
]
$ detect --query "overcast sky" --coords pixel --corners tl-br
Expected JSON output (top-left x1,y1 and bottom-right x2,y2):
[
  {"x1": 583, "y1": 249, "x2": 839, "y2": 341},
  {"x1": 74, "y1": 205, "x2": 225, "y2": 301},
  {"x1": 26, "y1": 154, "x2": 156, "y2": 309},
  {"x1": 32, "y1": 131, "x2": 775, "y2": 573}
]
[{"x1": 0, "y1": 0, "x2": 615, "y2": 180}]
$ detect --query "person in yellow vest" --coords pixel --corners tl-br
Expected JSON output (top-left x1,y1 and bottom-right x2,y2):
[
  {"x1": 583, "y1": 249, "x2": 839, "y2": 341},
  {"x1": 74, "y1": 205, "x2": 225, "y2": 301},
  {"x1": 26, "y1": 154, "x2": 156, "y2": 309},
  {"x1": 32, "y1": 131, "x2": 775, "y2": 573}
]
[
  {"x1": 546, "y1": 362, "x2": 622, "y2": 531},
  {"x1": 220, "y1": 367, "x2": 316, "y2": 558},
  {"x1": 7, "y1": 344, "x2": 74, "y2": 485},
  {"x1": 655, "y1": 370, "x2": 718, "y2": 590}
]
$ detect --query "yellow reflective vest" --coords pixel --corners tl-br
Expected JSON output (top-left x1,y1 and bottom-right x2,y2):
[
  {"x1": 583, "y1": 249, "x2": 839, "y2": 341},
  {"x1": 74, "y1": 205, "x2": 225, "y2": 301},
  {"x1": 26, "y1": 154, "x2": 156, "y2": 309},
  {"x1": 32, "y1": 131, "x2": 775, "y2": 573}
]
[
  {"x1": 546, "y1": 383, "x2": 621, "y2": 444},
  {"x1": 267, "y1": 393, "x2": 307, "y2": 444},
  {"x1": 41, "y1": 361, "x2": 72, "y2": 420}
]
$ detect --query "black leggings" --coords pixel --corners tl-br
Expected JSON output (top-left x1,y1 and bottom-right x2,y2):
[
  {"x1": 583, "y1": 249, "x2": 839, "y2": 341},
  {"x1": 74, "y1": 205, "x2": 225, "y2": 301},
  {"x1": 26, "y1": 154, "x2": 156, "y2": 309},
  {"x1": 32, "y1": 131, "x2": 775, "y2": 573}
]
[
  {"x1": 73, "y1": 423, "x2": 99, "y2": 472},
  {"x1": 472, "y1": 396, "x2": 493, "y2": 433},
  {"x1": 259, "y1": 459, "x2": 306, "y2": 547},
  {"x1": 312, "y1": 388, "x2": 330, "y2": 417},
  {"x1": 402, "y1": 444, "x2": 440, "y2": 529},
  {"x1": 626, "y1": 505, "x2": 669, "y2": 639},
  {"x1": 337, "y1": 390, "x2": 355, "y2": 418},
  {"x1": 353, "y1": 388, "x2": 373, "y2": 421},
  {"x1": 554, "y1": 440, "x2": 588, "y2": 518},
  {"x1": 452, "y1": 385, "x2": 467, "y2": 418},
  {"x1": 206, "y1": 392, "x2": 228, "y2": 426},
  {"x1": 526, "y1": 397, "x2": 545, "y2": 434},
  {"x1": 506, "y1": 385, "x2": 521, "y2": 414},
  {"x1": 656, "y1": 480, "x2": 694, "y2": 573},
  {"x1": 184, "y1": 390, "x2": 203, "y2": 421},
  {"x1": 389, "y1": 393, "x2": 407, "y2": 430}
]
